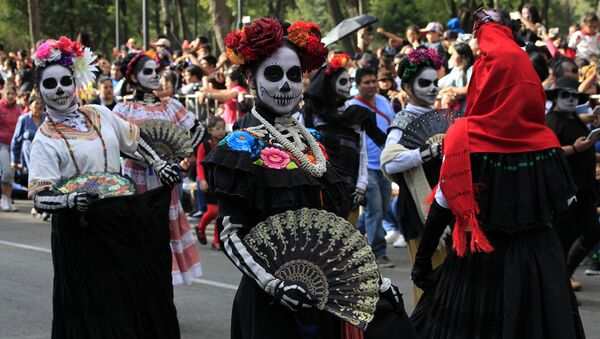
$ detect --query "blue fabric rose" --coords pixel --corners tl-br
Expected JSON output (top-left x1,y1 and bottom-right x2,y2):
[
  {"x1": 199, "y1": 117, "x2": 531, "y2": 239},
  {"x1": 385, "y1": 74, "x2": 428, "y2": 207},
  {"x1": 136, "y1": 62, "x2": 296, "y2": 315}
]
[
  {"x1": 225, "y1": 131, "x2": 255, "y2": 152},
  {"x1": 306, "y1": 128, "x2": 321, "y2": 141}
]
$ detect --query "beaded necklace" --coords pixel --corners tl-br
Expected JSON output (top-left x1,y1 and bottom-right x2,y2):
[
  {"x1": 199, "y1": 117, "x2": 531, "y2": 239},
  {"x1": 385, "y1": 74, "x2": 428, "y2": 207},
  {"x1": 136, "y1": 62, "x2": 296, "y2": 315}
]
[
  {"x1": 251, "y1": 108, "x2": 326, "y2": 177},
  {"x1": 46, "y1": 109, "x2": 108, "y2": 175}
]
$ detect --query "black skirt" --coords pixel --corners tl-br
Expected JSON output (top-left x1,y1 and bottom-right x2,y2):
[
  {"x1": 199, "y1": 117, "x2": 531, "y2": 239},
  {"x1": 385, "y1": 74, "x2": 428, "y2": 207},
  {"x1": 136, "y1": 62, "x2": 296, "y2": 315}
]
[
  {"x1": 231, "y1": 275, "x2": 341, "y2": 339},
  {"x1": 410, "y1": 226, "x2": 585, "y2": 339},
  {"x1": 50, "y1": 187, "x2": 180, "y2": 339}
]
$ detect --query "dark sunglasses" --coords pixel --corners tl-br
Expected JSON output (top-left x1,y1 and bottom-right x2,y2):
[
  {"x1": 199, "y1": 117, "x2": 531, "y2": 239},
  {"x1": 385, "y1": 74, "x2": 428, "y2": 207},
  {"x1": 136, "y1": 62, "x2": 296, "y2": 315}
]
[
  {"x1": 42, "y1": 76, "x2": 73, "y2": 89},
  {"x1": 559, "y1": 91, "x2": 579, "y2": 99}
]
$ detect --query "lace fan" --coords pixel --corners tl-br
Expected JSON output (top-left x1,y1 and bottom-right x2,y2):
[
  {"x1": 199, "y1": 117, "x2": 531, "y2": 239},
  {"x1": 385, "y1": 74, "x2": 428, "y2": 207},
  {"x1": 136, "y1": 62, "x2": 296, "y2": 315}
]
[
  {"x1": 139, "y1": 119, "x2": 192, "y2": 162},
  {"x1": 52, "y1": 172, "x2": 136, "y2": 199},
  {"x1": 399, "y1": 109, "x2": 463, "y2": 149},
  {"x1": 244, "y1": 208, "x2": 380, "y2": 330}
]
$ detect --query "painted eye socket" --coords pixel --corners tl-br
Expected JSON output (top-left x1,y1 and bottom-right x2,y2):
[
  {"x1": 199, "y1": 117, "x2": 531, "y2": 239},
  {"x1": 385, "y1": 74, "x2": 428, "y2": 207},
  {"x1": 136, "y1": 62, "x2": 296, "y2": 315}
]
[
  {"x1": 417, "y1": 79, "x2": 438, "y2": 88},
  {"x1": 264, "y1": 65, "x2": 284, "y2": 82},
  {"x1": 142, "y1": 68, "x2": 155, "y2": 76},
  {"x1": 42, "y1": 78, "x2": 57, "y2": 89},
  {"x1": 286, "y1": 66, "x2": 302, "y2": 83},
  {"x1": 60, "y1": 76, "x2": 73, "y2": 86},
  {"x1": 338, "y1": 78, "x2": 349, "y2": 86}
]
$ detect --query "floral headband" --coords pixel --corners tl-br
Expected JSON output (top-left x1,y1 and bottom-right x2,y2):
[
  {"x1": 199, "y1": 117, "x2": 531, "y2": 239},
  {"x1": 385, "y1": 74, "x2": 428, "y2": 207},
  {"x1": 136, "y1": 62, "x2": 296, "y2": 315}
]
[
  {"x1": 33, "y1": 36, "x2": 97, "y2": 90},
  {"x1": 326, "y1": 53, "x2": 351, "y2": 75},
  {"x1": 125, "y1": 50, "x2": 160, "y2": 80},
  {"x1": 401, "y1": 48, "x2": 443, "y2": 84},
  {"x1": 225, "y1": 18, "x2": 328, "y2": 73}
]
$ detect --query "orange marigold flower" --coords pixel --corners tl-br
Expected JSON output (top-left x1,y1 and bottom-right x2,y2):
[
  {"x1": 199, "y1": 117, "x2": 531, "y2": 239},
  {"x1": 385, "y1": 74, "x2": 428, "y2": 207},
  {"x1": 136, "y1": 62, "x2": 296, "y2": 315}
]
[
  {"x1": 226, "y1": 48, "x2": 245, "y2": 65},
  {"x1": 288, "y1": 29, "x2": 309, "y2": 48}
]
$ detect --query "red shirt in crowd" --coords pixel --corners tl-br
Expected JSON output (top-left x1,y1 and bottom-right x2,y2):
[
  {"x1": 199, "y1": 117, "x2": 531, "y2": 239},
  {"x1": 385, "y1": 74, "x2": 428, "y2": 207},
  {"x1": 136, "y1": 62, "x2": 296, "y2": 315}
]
[{"x1": 0, "y1": 98, "x2": 22, "y2": 144}]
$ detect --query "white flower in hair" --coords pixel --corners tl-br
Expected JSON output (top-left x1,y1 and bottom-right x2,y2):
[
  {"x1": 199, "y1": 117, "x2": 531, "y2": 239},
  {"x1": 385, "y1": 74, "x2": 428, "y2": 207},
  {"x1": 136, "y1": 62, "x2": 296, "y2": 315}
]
[{"x1": 72, "y1": 47, "x2": 97, "y2": 90}]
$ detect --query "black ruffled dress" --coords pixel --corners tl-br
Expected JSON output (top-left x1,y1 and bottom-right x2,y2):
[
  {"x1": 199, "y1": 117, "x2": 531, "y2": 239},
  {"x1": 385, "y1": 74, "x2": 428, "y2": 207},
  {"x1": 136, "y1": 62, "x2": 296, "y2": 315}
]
[
  {"x1": 203, "y1": 109, "x2": 352, "y2": 339},
  {"x1": 410, "y1": 149, "x2": 586, "y2": 339},
  {"x1": 51, "y1": 187, "x2": 180, "y2": 339}
]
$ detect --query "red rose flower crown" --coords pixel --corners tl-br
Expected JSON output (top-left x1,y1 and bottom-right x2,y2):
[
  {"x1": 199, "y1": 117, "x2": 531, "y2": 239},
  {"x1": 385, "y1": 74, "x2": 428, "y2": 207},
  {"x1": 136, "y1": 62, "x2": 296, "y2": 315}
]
[{"x1": 225, "y1": 18, "x2": 328, "y2": 73}]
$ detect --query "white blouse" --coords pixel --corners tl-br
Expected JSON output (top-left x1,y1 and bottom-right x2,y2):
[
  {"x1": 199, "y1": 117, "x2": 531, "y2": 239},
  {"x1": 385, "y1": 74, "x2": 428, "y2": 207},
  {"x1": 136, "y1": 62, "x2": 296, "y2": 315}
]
[{"x1": 28, "y1": 104, "x2": 139, "y2": 196}]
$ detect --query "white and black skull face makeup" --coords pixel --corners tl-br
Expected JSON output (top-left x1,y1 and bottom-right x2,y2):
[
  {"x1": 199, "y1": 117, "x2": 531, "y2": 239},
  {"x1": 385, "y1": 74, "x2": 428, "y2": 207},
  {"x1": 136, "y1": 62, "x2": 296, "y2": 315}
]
[
  {"x1": 556, "y1": 90, "x2": 578, "y2": 112},
  {"x1": 334, "y1": 70, "x2": 351, "y2": 99},
  {"x1": 411, "y1": 67, "x2": 439, "y2": 107},
  {"x1": 39, "y1": 64, "x2": 76, "y2": 111},
  {"x1": 135, "y1": 59, "x2": 160, "y2": 91},
  {"x1": 255, "y1": 45, "x2": 303, "y2": 115}
]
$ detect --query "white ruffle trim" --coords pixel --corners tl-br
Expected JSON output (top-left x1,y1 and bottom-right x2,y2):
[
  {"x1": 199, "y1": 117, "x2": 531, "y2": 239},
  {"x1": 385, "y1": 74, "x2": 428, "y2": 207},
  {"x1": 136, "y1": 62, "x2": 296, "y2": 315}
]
[
  {"x1": 169, "y1": 203, "x2": 183, "y2": 220},
  {"x1": 170, "y1": 230, "x2": 197, "y2": 253},
  {"x1": 172, "y1": 262, "x2": 203, "y2": 285}
]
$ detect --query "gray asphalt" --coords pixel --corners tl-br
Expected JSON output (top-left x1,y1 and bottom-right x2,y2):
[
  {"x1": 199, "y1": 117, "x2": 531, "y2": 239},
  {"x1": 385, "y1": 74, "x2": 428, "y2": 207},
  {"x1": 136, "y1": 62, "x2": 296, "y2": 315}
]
[{"x1": 1, "y1": 200, "x2": 599, "y2": 339}]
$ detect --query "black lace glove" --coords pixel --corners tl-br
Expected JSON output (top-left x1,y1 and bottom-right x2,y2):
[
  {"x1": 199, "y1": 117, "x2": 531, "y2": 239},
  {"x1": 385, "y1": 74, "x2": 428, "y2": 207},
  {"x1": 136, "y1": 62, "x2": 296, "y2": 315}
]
[
  {"x1": 351, "y1": 187, "x2": 366, "y2": 210},
  {"x1": 411, "y1": 200, "x2": 453, "y2": 291},
  {"x1": 153, "y1": 159, "x2": 182, "y2": 188},
  {"x1": 273, "y1": 280, "x2": 315, "y2": 311},
  {"x1": 379, "y1": 277, "x2": 406, "y2": 314}
]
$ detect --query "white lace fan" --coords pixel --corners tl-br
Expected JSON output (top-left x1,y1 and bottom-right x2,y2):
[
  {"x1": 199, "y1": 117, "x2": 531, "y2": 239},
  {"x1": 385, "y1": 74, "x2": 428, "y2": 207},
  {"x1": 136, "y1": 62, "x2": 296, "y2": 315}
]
[
  {"x1": 139, "y1": 119, "x2": 192, "y2": 162},
  {"x1": 244, "y1": 208, "x2": 380, "y2": 330}
]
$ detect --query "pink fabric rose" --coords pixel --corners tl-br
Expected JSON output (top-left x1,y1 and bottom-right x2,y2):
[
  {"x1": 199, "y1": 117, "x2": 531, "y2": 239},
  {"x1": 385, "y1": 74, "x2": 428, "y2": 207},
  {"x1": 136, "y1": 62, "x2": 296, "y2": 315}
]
[
  {"x1": 260, "y1": 147, "x2": 290, "y2": 169},
  {"x1": 35, "y1": 43, "x2": 52, "y2": 59}
]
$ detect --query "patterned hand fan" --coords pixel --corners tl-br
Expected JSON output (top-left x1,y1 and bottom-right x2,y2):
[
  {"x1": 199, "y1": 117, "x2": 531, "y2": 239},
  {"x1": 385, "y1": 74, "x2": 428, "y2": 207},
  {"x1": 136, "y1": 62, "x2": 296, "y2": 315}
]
[
  {"x1": 244, "y1": 208, "x2": 380, "y2": 330},
  {"x1": 399, "y1": 109, "x2": 463, "y2": 149},
  {"x1": 52, "y1": 172, "x2": 136, "y2": 199},
  {"x1": 139, "y1": 119, "x2": 192, "y2": 162}
]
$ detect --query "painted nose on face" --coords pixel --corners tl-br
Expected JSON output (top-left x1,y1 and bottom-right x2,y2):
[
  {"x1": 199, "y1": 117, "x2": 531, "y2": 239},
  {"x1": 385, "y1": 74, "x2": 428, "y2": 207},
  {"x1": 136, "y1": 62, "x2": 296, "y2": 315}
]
[
  {"x1": 280, "y1": 82, "x2": 291, "y2": 93},
  {"x1": 56, "y1": 87, "x2": 65, "y2": 96}
]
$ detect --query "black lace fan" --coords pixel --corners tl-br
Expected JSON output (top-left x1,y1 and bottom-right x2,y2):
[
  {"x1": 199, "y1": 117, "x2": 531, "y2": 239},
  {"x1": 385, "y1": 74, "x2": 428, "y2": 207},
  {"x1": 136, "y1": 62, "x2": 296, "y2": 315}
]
[
  {"x1": 399, "y1": 109, "x2": 463, "y2": 149},
  {"x1": 244, "y1": 208, "x2": 380, "y2": 330},
  {"x1": 139, "y1": 119, "x2": 192, "y2": 162}
]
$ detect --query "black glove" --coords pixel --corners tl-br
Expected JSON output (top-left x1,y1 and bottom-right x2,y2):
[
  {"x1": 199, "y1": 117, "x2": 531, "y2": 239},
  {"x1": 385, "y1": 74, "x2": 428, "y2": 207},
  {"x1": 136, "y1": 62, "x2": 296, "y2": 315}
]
[
  {"x1": 273, "y1": 280, "x2": 315, "y2": 311},
  {"x1": 351, "y1": 187, "x2": 366, "y2": 210},
  {"x1": 153, "y1": 159, "x2": 182, "y2": 187},
  {"x1": 411, "y1": 200, "x2": 453, "y2": 291},
  {"x1": 67, "y1": 191, "x2": 99, "y2": 213},
  {"x1": 419, "y1": 142, "x2": 442, "y2": 162},
  {"x1": 379, "y1": 277, "x2": 406, "y2": 314}
]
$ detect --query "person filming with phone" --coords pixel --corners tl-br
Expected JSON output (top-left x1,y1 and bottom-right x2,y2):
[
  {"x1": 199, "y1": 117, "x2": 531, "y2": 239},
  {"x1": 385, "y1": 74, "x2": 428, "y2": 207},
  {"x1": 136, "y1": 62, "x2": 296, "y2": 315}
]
[{"x1": 546, "y1": 76, "x2": 600, "y2": 292}]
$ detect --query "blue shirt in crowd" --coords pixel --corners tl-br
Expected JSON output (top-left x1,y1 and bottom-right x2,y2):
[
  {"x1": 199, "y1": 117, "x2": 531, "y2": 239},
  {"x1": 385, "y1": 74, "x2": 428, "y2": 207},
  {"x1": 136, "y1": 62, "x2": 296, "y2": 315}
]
[
  {"x1": 11, "y1": 112, "x2": 45, "y2": 168},
  {"x1": 349, "y1": 94, "x2": 395, "y2": 170}
]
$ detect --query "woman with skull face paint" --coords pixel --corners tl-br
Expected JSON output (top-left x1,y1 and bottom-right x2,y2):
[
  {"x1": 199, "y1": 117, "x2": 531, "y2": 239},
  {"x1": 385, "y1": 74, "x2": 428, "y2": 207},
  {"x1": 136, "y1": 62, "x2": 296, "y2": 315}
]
[
  {"x1": 381, "y1": 47, "x2": 461, "y2": 306},
  {"x1": 409, "y1": 11, "x2": 584, "y2": 338},
  {"x1": 546, "y1": 76, "x2": 600, "y2": 290},
  {"x1": 302, "y1": 53, "x2": 376, "y2": 220},
  {"x1": 113, "y1": 51, "x2": 205, "y2": 286},
  {"x1": 28, "y1": 37, "x2": 182, "y2": 339},
  {"x1": 203, "y1": 18, "x2": 413, "y2": 339}
]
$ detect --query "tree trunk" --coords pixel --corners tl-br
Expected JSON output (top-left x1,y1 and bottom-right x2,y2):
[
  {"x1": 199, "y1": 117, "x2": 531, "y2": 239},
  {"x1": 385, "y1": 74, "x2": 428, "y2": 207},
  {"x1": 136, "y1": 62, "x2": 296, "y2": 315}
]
[
  {"x1": 542, "y1": 0, "x2": 550, "y2": 27},
  {"x1": 160, "y1": 0, "x2": 172, "y2": 36},
  {"x1": 122, "y1": 0, "x2": 129, "y2": 45},
  {"x1": 326, "y1": 0, "x2": 354, "y2": 54},
  {"x1": 597, "y1": 0, "x2": 600, "y2": 17},
  {"x1": 27, "y1": 0, "x2": 41, "y2": 49},
  {"x1": 207, "y1": 0, "x2": 232, "y2": 54},
  {"x1": 175, "y1": 0, "x2": 191, "y2": 40},
  {"x1": 155, "y1": 0, "x2": 161, "y2": 38},
  {"x1": 444, "y1": 0, "x2": 458, "y2": 17}
]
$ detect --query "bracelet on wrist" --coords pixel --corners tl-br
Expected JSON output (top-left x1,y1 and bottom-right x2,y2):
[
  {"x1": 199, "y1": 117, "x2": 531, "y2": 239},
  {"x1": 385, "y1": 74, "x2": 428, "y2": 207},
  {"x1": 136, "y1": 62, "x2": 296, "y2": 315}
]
[{"x1": 572, "y1": 144, "x2": 578, "y2": 153}]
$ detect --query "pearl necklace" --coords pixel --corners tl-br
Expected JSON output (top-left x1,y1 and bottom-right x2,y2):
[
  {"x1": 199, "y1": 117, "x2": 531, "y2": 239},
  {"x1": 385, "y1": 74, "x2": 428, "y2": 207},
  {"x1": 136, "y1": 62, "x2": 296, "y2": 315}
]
[{"x1": 251, "y1": 108, "x2": 327, "y2": 177}]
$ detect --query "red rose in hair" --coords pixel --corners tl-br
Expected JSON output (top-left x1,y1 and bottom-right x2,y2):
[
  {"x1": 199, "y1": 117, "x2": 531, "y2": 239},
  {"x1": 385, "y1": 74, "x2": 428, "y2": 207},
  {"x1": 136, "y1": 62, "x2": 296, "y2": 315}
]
[
  {"x1": 301, "y1": 36, "x2": 328, "y2": 72},
  {"x1": 225, "y1": 30, "x2": 243, "y2": 52},
  {"x1": 57, "y1": 36, "x2": 76, "y2": 54},
  {"x1": 238, "y1": 18, "x2": 283, "y2": 61}
]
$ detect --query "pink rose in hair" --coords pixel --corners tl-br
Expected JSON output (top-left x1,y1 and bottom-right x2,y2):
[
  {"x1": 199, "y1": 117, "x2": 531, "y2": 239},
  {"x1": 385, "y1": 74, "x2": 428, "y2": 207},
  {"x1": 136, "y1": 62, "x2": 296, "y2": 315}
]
[{"x1": 35, "y1": 43, "x2": 52, "y2": 59}]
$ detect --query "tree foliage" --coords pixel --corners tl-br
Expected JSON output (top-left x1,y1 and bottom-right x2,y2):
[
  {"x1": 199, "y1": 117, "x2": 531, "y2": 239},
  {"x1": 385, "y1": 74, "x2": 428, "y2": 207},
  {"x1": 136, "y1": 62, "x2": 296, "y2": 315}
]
[{"x1": 0, "y1": 0, "x2": 595, "y2": 57}]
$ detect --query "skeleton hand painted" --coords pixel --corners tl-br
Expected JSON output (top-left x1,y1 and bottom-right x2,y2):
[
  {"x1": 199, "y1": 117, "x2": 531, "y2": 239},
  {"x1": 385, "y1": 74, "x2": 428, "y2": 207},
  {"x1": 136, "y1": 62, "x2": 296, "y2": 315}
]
[
  {"x1": 379, "y1": 277, "x2": 405, "y2": 313},
  {"x1": 136, "y1": 137, "x2": 182, "y2": 187},
  {"x1": 273, "y1": 280, "x2": 315, "y2": 311},
  {"x1": 189, "y1": 119, "x2": 206, "y2": 149},
  {"x1": 351, "y1": 187, "x2": 366, "y2": 210},
  {"x1": 34, "y1": 190, "x2": 98, "y2": 213},
  {"x1": 255, "y1": 46, "x2": 303, "y2": 115},
  {"x1": 420, "y1": 142, "x2": 442, "y2": 162},
  {"x1": 152, "y1": 159, "x2": 182, "y2": 187}
]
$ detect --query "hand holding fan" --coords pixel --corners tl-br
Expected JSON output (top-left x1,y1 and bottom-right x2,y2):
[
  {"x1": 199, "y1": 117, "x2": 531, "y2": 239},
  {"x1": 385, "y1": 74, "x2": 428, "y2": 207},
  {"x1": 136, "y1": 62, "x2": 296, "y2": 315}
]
[
  {"x1": 139, "y1": 119, "x2": 193, "y2": 162},
  {"x1": 399, "y1": 109, "x2": 463, "y2": 149},
  {"x1": 244, "y1": 208, "x2": 380, "y2": 330},
  {"x1": 52, "y1": 172, "x2": 136, "y2": 199}
]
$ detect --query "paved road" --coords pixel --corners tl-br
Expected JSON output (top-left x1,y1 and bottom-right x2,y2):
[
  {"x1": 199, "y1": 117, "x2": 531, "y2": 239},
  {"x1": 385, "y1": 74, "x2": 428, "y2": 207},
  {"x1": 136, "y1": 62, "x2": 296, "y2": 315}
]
[{"x1": 1, "y1": 200, "x2": 599, "y2": 339}]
